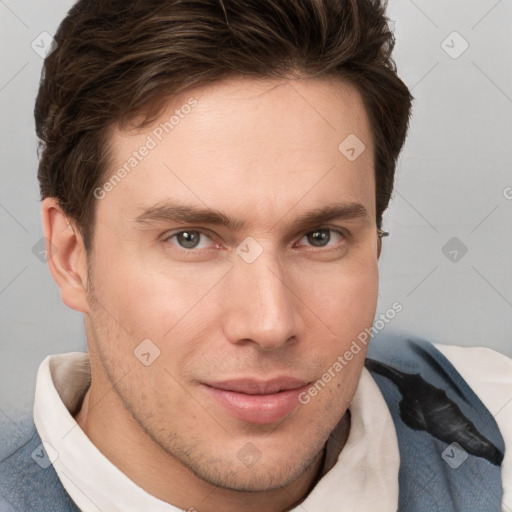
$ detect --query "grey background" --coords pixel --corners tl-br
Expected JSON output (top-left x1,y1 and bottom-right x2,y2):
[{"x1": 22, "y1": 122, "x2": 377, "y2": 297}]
[{"x1": 1, "y1": 0, "x2": 511, "y2": 423}]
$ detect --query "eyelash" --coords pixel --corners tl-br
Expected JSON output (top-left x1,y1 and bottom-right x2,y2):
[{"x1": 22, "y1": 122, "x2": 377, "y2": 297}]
[{"x1": 161, "y1": 226, "x2": 348, "y2": 253}]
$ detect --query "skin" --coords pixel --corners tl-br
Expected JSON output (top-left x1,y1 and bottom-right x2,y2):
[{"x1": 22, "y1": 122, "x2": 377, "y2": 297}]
[{"x1": 43, "y1": 76, "x2": 381, "y2": 512}]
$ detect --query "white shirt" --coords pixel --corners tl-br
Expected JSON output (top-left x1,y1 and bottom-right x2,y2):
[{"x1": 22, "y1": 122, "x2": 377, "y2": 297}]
[{"x1": 33, "y1": 344, "x2": 512, "y2": 512}]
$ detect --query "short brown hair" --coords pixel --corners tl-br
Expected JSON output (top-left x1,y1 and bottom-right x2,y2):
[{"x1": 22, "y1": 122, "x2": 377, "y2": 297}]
[{"x1": 35, "y1": 0, "x2": 412, "y2": 252}]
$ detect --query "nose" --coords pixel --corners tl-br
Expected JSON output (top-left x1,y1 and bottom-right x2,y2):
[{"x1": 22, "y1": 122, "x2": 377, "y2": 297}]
[{"x1": 222, "y1": 250, "x2": 305, "y2": 351}]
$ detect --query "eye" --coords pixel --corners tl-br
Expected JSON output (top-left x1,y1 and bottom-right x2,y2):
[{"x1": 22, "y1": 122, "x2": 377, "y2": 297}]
[
  {"x1": 164, "y1": 230, "x2": 215, "y2": 250},
  {"x1": 296, "y1": 228, "x2": 346, "y2": 249}
]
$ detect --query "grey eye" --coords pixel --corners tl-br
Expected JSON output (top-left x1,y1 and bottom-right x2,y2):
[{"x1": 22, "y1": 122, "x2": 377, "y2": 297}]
[
  {"x1": 175, "y1": 231, "x2": 202, "y2": 249},
  {"x1": 306, "y1": 229, "x2": 331, "y2": 247}
]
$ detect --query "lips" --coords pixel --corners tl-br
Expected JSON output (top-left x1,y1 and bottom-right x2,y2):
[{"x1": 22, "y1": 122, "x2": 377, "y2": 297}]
[
  {"x1": 207, "y1": 378, "x2": 308, "y2": 395},
  {"x1": 202, "y1": 378, "x2": 310, "y2": 424}
]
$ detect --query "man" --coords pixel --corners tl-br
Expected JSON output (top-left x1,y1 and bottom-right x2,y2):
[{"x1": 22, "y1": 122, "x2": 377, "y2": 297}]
[{"x1": 1, "y1": 0, "x2": 510, "y2": 511}]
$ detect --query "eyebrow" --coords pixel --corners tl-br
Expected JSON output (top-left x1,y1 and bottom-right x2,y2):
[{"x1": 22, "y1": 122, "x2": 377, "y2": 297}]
[{"x1": 135, "y1": 200, "x2": 370, "y2": 231}]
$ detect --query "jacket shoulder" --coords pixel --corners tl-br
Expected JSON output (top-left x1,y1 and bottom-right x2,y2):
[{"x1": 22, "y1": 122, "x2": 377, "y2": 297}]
[{"x1": 0, "y1": 414, "x2": 79, "y2": 512}]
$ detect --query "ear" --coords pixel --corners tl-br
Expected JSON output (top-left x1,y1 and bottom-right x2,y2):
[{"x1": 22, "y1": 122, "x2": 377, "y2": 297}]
[
  {"x1": 41, "y1": 197, "x2": 90, "y2": 313},
  {"x1": 377, "y1": 234, "x2": 382, "y2": 259}
]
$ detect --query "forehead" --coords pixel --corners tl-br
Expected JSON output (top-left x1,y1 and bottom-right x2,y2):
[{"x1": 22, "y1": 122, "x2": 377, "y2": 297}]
[{"x1": 99, "y1": 76, "x2": 375, "y2": 229}]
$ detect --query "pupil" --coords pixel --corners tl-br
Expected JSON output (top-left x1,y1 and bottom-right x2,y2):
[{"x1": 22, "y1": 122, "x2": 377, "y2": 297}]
[
  {"x1": 308, "y1": 229, "x2": 330, "y2": 247},
  {"x1": 178, "y1": 231, "x2": 199, "y2": 249}
]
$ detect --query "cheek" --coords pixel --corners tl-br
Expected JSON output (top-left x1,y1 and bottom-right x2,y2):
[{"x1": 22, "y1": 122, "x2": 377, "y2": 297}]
[
  {"x1": 296, "y1": 263, "x2": 378, "y2": 417},
  {"x1": 86, "y1": 250, "x2": 221, "y2": 388},
  {"x1": 90, "y1": 248, "x2": 206, "y2": 333},
  {"x1": 341, "y1": 262, "x2": 379, "y2": 322},
  {"x1": 300, "y1": 254, "x2": 379, "y2": 336},
  {"x1": 293, "y1": 258, "x2": 378, "y2": 399}
]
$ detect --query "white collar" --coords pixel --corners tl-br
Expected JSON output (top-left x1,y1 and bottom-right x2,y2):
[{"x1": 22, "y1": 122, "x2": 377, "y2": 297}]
[{"x1": 33, "y1": 352, "x2": 399, "y2": 512}]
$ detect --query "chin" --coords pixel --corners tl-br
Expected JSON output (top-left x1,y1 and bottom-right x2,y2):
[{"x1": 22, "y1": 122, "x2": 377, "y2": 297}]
[
  {"x1": 174, "y1": 434, "x2": 326, "y2": 493},
  {"x1": 192, "y1": 460, "x2": 310, "y2": 492}
]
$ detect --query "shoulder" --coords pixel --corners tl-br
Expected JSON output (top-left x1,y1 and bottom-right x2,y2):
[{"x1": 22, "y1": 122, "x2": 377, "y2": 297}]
[
  {"x1": 368, "y1": 332, "x2": 512, "y2": 510},
  {"x1": 368, "y1": 331, "x2": 512, "y2": 382},
  {"x1": 434, "y1": 343, "x2": 512, "y2": 394},
  {"x1": 366, "y1": 332, "x2": 510, "y2": 509},
  {"x1": 435, "y1": 343, "x2": 512, "y2": 512},
  {"x1": 0, "y1": 414, "x2": 79, "y2": 512},
  {"x1": 431, "y1": 342, "x2": 512, "y2": 435},
  {"x1": 367, "y1": 331, "x2": 512, "y2": 410}
]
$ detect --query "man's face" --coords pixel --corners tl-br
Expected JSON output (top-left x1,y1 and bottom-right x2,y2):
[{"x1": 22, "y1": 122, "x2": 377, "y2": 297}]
[{"x1": 85, "y1": 77, "x2": 379, "y2": 491}]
